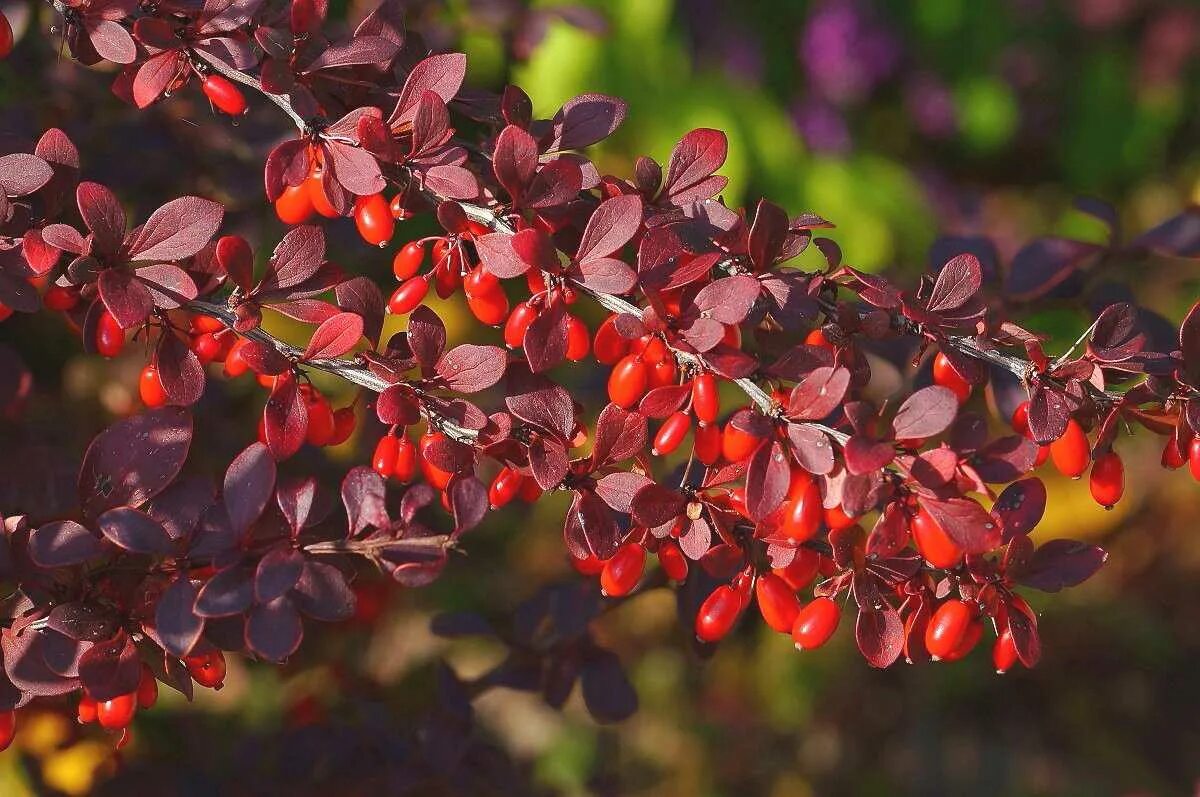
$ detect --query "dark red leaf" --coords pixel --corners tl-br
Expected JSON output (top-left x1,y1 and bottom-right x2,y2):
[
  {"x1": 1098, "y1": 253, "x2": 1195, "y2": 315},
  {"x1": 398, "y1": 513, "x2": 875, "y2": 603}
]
[
  {"x1": 856, "y1": 606, "x2": 903, "y2": 668},
  {"x1": 223, "y1": 443, "x2": 277, "y2": 534},
  {"x1": 28, "y1": 521, "x2": 104, "y2": 568},
  {"x1": 301, "y1": 312, "x2": 363, "y2": 360},
  {"x1": 97, "y1": 506, "x2": 174, "y2": 554},
  {"x1": 435, "y1": 344, "x2": 506, "y2": 392},
  {"x1": 78, "y1": 406, "x2": 192, "y2": 517},
  {"x1": 264, "y1": 376, "x2": 307, "y2": 460},
  {"x1": 245, "y1": 598, "x2": 302, "y2": 662},
  {"x1": 156, "y1": 578, "x2": 204, "y2": 656},
  {"x1": 892, "y1": 386, "x2": 958, "y2": 439},
  {"x1": 126, "y1": 197, "x2": 223, "y2": 262}
]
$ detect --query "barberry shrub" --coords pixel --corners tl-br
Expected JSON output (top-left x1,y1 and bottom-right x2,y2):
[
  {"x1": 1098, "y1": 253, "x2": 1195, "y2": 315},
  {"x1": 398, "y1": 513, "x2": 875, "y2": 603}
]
[{"x1": 0, "y1": 0, "x2": 1195, "y2": 748}]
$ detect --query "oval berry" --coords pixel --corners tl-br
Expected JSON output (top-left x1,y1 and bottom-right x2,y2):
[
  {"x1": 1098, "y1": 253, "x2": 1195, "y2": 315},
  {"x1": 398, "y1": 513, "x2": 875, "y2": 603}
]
[
  {"x1": 306, "y1": 175, "x2": 339, "y2": 218},
  {"x1": 1050, "y1": 418, "x2": 1089, "y2": 479},
  {"x1": 139, "y1": 364, "x2": 168, "y2": 408},
  {"x1": 993, "y1": 628, "x2": 1020, "y2": 674},
  {"x1": 0, "y1": 11, "x2": 12, "y2": 60},
  {"x1": 0, "y1": 711, "x2": 13, "y2": 753},
  {"x1": 275, "y1": 183, "x2": 315, "y2": 225},
  {"x1": 394, "y1": 435, "x2": 417, "y2": 482},
  {"x1": 1162, "y1": 436, "x2": 1187, "y2": 470},
  {"x1": 388, "y1": 276, "x2": 430, "y2": 315},
  {"x1": 791, "y1": 597, "x2": 840, "y2": 650},
  {"x1": 910, "y1": 507, "x2": 963, "y2": 569},
  {"x1": 354, "y1": 193, "x2": 394, "y2": 247},
  {"x1": 489, "y1": 466, "x2": 524, "y2": 509},
  {"x1": 593, "y1": 315, "x2": 628, "y2": 365},
  {"x1": 932, "y1": 352, "x2": 971, "y2": 403},
  {"x1": 96, "y1": 311, "x2": 126, "y2": 358},
  {"x1": 773, "y1": 547, "x2": 820, "y2": 591},
  {"x1": 77, "y1": 695, "x2": 97, "y2": 725},
  {"x1": 565, "y1": 315, "x2": 590, "y2": 361},
  {"x1": 136, "y1": 664, "x2": 158, "y2": 710},
  {"x1": 600, "y1": 542, "x2": 645, "y2": 597},
  {"x1": 98, "y1": 693, "x2": 137, "y2": 729},
  {"x1": 201, "y1": 74, "x2": 247, "y2": 115},
  {"x1": 652, "y1": 411, "x2": 691, "y2": 456},
  {"x1": 755, "y1": 572, "x2": 801, "y2": 634},
  {"x1": 694, "y1": 421, "x2": 722, "y2": 466},
  {"x1": 1189, "y1": 438, "x2": 1200, "y2": 482},
  {"x1": 305, "y1": 392, "x2": 336, "y2": 447},
  {"x1": 372, "y1": 434, "x2": 400, "y2": 478},
  {"x1": 223, "y1": 338, "x2": 249, "y2": 378},
  {"x1": 504, "y1": 302, "x2": 539, "y2": 349},
  {"x1": 721, "y1": 421, "x2": 762, "y2": 462},
  {"x1": 691, "y1": 372, "x2": 719, "y2": 424},
  {"x1": 695, "y1": 585, "x2": 744, "y2": 643},
  {"x1": 43, "y1": 285, "x2": 79, "y2": 311},
  {"x1": 185, "y1": 649, "x2": 227, "y2": 689},
  {"x1": 925, "y1": 599, "x2": 974, "y2": 660},
  {"x1": 607, "y1": 355, "x2": 648, "y2": 409},
  {"x1": 658, "y1": 541, "x2": 688, "y2": 582},
  {"x1": 1089, "y1": 450, "x2": 1124, "y2": 509},
  {"x1": 392, "y1": 241, "x2": 425, "y2": 280}
]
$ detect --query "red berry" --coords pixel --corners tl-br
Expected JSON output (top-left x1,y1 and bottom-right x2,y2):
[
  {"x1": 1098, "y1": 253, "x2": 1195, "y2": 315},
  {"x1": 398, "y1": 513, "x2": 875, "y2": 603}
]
[
  {"x1": 96, "y1": 310, "x2": 125, "y2": 358},
  {"x1": 419, "y1": 431, "x2": 454, "y2": 490},
  {"x1": 504, "y1": 302, "x2": 539, "y2": 348},
  {"x1": 0, "y1": 711, "x2": 13, "y2": 752},
  {"x1": 185, "y1": 649, "x2": 227, "y2": 689},
  {"x1": 328, "y1": 407, "x2": 356, "y2": 445},
  {"x1": 780, "y1": 478, "x2": 823, "y2": 543},
  {"x1": 773, "y1": 547, "x2": 820, "y2": 591},
  {"x1": 136, "y1": 664, "x2": 158, "y2": 709},
  {"x1": 925, "y1": 599, "x2": 974, "y2": 660},
  {"x1": 372, "y1": 434, "x2": 399, "y2": 478},
  {"x1": 388, "y1": 276, "x2": 430, "y2": 315},
  {"x1": 805, "y1": 328, "x2": 832, "y2": 349},
  {"x1": 691, "y1": 372, "x2": 719, "y2": 424},
  {"x1": 607, "y1": 355, "x2": 648, "y2": 409},
  {"x1": 638, "y1": 336, "x2": 667, "y2": 364},
  {"x1": 942, "y1": 617, "x2": 983, "y2": 662},
  {"x1": 275, "y1": 183, "x2": 315, "y2": 225},
  {"x1": 755, "y1": 572, "x2": 801, "y2": 633},
  {"x1": 647, "y1": 357, "x2": 677, "y2": 388},
  {"x1": 1011, "y1": 401, "x2": 1030, "y2": 434},
  {"x1": 565, "y1": 315, "x2": 590, "y2": 361},
  {"x1": 43, "y1": 285, "x2": 79, "y2": 311},
  {"x1": 200, "y1": 73, "x2": 247, "y2": 115},
  {"x1": 354, "y1": 193, "x2": 394, "y2": 247},
  {"x1": 191, "y1": 331, "x2": 223, "y2": 364},
  {"x1": 932, "y1": 352, "x2": 971, "y2": 404},
  {"x1": 593, "y1": 315, "x2": 628, "y2": 365},
  {"x1": 98, "y1": 693, "x2": 137, "y2": 729},
  {"x1": 465, "y1": 273, "x2": 509, "y2": 326},
  {"x1": 390, "y1": 193, "x2": 413, "y2": 220},
  {"x1": 571, "y1": 553, "x2": 605, "y2": 576},
  {"x1": 720, "y1": 324, "x2": 741, "y2": 348},
  {"x1": 658, "y1": 541, "x2": 688, "y2": 582},
  {"x1": 307, "y1": 174, "x2": 339, "y2": 218},
  {"x1": 1089, "y1": 450, "x2": 1124, "y2": 509},
  {"x1": 792, "y1": 597, "x2": 840, "y2": 650},
  {"x1": 824, "y1": 504, "x2": 857, "y2": 530},
  {"x1": 489, "y1": 466, "x2": 524, "y2": 509},
  {"x1": 694, "y1": 421, "x2": 722, "y2": 466},
  {"x1": 305, "y1": 391, "x2": 336, "y2": 446},
  {"x1": 0, "y1": 12, "x2": 12, "y2": 60},
  {"x1": 394, "y1": 435, "x2": 417, "y2": 482},
  {"x1": 1190, "y1": 438, "x2": 1200, "y2": 482},
  {"x1": 1162, "y1": 436, "x2": 1187, "y2": 470},
  {"x1": 77, "y1": 695, "x2": 97, "y2": 725},
  {"x1": 600, "y1": 542, "x2": 645, "y2": 597},
  {"x1": 139, "y1": 364, "x2": 168, "y2": 407},
  {"x1": 393, "y1": 241, "x2": 425, "y2": 280},
  {"x1": 993, "y1": 628, "x2": 1020, "y2": 674},
  {"x1": 1050, "y1": 418, "x2": 1090, "y2": 479},
  {"x1": 910, "y1": 507, "x2": 963, "y2": 569},
  {"x1": 695, "y1": 585, "x2": 744, "y2": 643},
  {"x1": 721, "y1": 421, "x2": 762, "y2": 462},
  {"x1": 223, "y1": 338, "x2": 249, "y2": 378},
  {"x1": 652, "y1": 411, "x2": 691, "y2": 456}
]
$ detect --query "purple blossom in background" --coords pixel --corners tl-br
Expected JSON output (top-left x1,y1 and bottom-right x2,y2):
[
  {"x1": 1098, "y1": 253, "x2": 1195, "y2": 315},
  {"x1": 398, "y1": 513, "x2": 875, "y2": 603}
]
[
  {"x1": 791, "y1": 97, "x2": 851, "y2": 154},
  {"x1": 799, "y1": 0, "x2": 900, "y2": 105},
  {"x1": 904, "y1": 73, "x2": 957, "y2": 140}
]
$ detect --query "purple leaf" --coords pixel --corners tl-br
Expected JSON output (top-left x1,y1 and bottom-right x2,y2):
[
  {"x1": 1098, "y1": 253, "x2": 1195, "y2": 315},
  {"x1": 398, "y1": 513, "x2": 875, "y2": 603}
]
[
  {"x1": 156, "y1": 332, "x2": 205, "y2": 406},
  {"x1": 78, "y1": 406, "x2": 192, "y2": 517},
  {"x1": 263, "y1": 225, "x2": 325, "y2": 291},
  {"x1": 0, "y1": 154, "x2": 53, "y2": 197},
  {"x1": 563, "y1": 490, "x2": 621, "y2": 560},
  {"x1": 919, "y1": 496, "x2": 1001, "y2": 555},
  {"x1": 245, "y1": 598, "x2": 302, "y2": 662},
  {"x1": 98, "y1": 268, "x2": 154, "y2": 329},
  {"x1": 892, "y1": 386, "x2": 958, "y2": 439},
  {"x1": 693, "y1": 275, "x2": 761, "y2": 324},
  {"x1": 223, "y1": 443, "x2": 277, "y2": 534},
  {"x1": 77, "y1": 632, "x2": 140, "y2": 702},
  {"x1": 76, "y1": 182, "x2": 125, "y2": 253},
  {"x1": 991, "y1": 478, "x2": 1046, "y2": 541},
  {"x1": 342, "y1": 466, "x2": 388, "y2": 535},
  {"x1": 194, "y1": 566, "x2": 254, "y2": 618},
  {"x1": 155, "y1": 578, "x2": 204, "y2": 656},
  {"x1": 523, "y1": 300, "x2": 569, "y2": 372},
  {"x1": 256, "y1": 547, "x2": 304, "y2": 603},
  {"x1": 293, "y1": 562, "x2": 355, "y2": 622},
  {"x1": 435, "y1": 344, "x2": 506, "y2": 392},
  {"x1": 1006, "y1": 238, "x2": 1102, "y2": 301},
  {"x1": 391, "y1": 53, "x2": 467, "y2": 125},
  {"x1": 301, "y1": 312, "x2": 363, "y2": 360},
  {"x1": 844, "y1": 436, "x2": 895, "y2": 475},
  {"x1": 97, "y1": 506, "x2": 174, "y2": 554},
  {"x1": 28, "y1": 521, "x2": 104, "y2": 568},
  {"x1": 264, "y1": 377, "x2": 307, "y2": 460},
  {"x1": 126, "y1": 196, "x2": 224, "y2": 262},
  {"x1": 856, "y1": 606, "x2": 903, "y2": 668},
  {"x1": 788, "y1": 366, "x2": 850, "y2": 420},
  {"x1": 576, "y1": 195, "x2": 642, "y2": 263},
  {"x1": 745, "y1": 441, "x2": 790, "y2": 521},
  {"x1": 927, "y1": 253, "x2": 982, "y2": 313},
  {"x1": 335, "y1": 277, "x2": 385, "y2": 347},
  {"x1": 664, "y1": 128, "x2": 727, "y2": 202},
  {"x1": 546, "y1": 94, "x2": 628, "y2": 151},
  {"x1": 1017, "y1": 539, "x2": 1108, "y2": 592}
]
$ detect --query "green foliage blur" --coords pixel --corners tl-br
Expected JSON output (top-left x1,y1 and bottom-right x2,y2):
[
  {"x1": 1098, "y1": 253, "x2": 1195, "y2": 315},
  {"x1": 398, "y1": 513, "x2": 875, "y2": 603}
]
[{"x1": 1, "y1": 0, "x2": 1199, "y2": 795}]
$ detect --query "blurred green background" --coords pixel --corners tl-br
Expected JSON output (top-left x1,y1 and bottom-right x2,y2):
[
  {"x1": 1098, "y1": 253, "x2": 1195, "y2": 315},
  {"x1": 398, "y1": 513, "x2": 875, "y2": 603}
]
[{"x1": 1, "y1": 0, "x2": 1200, "y2": 794}]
